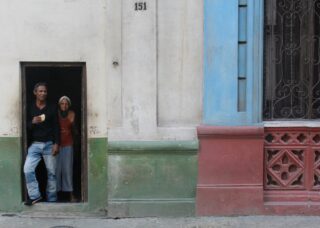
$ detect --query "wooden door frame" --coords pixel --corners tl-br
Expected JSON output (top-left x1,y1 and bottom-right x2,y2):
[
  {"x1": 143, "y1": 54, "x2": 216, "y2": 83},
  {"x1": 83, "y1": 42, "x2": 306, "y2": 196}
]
[{"x1": 20, "y1": 62, "x2": 88, "y2": 202}]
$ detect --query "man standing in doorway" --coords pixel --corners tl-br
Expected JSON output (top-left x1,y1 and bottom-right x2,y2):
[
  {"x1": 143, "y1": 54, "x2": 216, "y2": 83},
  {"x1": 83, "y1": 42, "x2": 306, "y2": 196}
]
[{"x1": 24, "y1": 82, "x2": 60, "y2": 205}]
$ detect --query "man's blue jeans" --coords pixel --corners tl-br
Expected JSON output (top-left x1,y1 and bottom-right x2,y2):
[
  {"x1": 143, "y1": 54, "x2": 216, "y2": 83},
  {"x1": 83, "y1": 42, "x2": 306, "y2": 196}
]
[{"x1": 24, "y1": 141, "x2": 57, "y2": 202}]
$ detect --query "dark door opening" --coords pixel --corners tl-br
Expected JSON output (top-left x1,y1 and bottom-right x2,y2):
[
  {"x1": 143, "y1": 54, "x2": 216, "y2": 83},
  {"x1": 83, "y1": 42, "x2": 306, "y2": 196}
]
[{"x1": 21, "y1": 62, "x2": 87, "y2": 202}]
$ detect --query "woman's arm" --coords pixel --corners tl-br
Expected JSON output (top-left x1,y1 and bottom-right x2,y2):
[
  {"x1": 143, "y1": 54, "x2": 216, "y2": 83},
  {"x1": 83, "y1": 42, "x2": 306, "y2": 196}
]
[{"x1": 68, "y1": 111, "x2": 79, "y2": 138}]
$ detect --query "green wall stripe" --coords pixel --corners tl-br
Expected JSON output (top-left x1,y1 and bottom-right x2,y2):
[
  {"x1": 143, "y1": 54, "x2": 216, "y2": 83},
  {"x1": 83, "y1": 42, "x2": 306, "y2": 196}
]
[
  {"x1": 87, "y1": 138, "x2": 108, "y2": 211},
  {"x1": 0, "y1": 137, "x2": 22, "y2": 211},
  {"x1": 108, "y1": 140, "x2": 199, "y2": 153},
  {"x1": 108, "y1": 140, "x2": 198, "y2": 216}
]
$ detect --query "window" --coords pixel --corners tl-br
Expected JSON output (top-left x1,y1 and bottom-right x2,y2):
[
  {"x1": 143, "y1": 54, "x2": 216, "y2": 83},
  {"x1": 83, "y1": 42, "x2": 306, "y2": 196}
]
[{"x1": 263, "y1": 0, "x2": 320, "y2": 119}]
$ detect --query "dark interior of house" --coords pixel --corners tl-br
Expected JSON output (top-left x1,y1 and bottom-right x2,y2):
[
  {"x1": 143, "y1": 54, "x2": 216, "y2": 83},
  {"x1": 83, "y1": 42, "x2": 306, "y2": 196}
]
[{"x1": 24, "y1": 66, "x2": 83, "y2": 202}]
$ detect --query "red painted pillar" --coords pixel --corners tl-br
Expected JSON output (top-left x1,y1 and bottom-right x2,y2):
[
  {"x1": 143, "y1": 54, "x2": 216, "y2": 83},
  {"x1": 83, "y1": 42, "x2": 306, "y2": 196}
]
[{"x1": 196, "y1": 126, "x2": 265, "y2": 215}]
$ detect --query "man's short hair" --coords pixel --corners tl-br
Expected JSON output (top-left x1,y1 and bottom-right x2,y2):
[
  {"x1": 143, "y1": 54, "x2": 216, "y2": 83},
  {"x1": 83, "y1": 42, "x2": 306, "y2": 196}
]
[{"x1": 33, "y1": 82, "x2": 47, "y2": 92}]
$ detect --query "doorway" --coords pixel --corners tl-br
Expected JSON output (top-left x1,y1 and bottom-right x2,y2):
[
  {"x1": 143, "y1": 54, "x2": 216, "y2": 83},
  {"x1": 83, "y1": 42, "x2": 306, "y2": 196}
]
[{"x1": 21, "y1": 62, "x2": 87, "y2": 202}]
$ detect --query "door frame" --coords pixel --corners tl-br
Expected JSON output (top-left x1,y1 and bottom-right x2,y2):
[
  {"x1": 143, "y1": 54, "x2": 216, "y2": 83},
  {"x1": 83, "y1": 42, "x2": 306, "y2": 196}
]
[{"x1": 20, "y1": 62, "x2": 88, "y2": 202}]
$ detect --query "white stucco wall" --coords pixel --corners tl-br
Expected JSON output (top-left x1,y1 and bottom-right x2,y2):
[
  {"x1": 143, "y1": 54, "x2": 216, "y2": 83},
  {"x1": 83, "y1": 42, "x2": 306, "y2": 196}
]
[
  {"x1": 0, "y1": 0, "x2": 108, "y2": 137},
  {"x1": 107, "y1": 0, "x2": 203, "y2": 140},
  {"x1": 0, "y1": 0, "x2": 203, "y2": 140}
]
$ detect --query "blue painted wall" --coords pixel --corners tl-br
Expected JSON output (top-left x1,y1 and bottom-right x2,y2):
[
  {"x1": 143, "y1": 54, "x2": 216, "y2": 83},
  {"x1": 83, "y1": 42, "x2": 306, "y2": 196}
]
[{"x1": 203, "y1": 0, "x2": 264, "y2": 125}]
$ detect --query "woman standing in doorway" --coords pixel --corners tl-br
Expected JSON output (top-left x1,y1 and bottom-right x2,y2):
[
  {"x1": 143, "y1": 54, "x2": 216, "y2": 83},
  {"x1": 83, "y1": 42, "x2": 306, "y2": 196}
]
[{"x1": 56, "y1": 96, "x2": 76, "y2": 202}]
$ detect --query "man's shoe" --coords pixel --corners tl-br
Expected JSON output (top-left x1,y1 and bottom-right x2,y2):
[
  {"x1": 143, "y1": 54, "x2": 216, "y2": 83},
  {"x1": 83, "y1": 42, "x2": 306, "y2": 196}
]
[{"x1": 24, "y1": 196, "x2": 42, "y2": 206}]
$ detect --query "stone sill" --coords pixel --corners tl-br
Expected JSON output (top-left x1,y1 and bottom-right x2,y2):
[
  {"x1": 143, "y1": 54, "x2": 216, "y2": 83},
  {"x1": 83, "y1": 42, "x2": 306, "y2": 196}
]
[{"x1": 264, "y1": 121, "x2": 320, "y2": 128}]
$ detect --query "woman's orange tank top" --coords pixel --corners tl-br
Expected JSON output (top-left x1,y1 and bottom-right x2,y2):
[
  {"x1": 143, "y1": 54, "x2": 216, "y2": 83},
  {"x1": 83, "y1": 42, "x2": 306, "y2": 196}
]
[{"x1": 59, "y1": 114, "x2": 73, "y2": 147}]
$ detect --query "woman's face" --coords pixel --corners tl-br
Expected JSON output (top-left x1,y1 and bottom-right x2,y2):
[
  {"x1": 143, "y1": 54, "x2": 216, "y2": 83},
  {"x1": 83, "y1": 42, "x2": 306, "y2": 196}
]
[{"x1": 59, "y1": 99, "x2": 69, "y2": 111}]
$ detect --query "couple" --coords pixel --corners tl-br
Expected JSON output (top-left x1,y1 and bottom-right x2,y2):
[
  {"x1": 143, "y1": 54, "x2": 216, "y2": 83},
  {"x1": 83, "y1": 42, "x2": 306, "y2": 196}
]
[{"x1": 24, "y1": 82, "x2": 76, "y2": 205}]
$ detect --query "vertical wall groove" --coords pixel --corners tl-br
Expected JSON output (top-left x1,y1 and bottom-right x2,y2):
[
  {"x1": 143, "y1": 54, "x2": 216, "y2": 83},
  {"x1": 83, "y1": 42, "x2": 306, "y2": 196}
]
[
  {"x1": 120, "y1": 0, "x2": 124, "y2": 127},
  {"x1": 156, "y1": 0, "x2": 159, "y2": 127},
  {"x1": 238, "y1": 0, "x2": 248, "y2": 112}
]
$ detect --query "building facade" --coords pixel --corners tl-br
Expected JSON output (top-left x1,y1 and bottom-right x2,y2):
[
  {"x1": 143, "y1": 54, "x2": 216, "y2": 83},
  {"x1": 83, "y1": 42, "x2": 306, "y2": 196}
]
[
  {"x1": 198, "y1": 0, "x2": 320, "y2": 216},
  {"x1": 0, "y1": 0, "x2": 202, "y2": 217},
  {"x1": 1, "y1": 0, "x2": 320, "y2": 217}
]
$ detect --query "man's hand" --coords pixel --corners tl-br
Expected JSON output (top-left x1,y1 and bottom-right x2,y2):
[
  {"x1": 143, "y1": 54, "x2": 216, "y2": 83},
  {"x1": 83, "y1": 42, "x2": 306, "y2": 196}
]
[
  {"x1": 52, "y1": 144, "x2": 59, "y2": 156},
  {"x1": 32, "y1": 116, "x2": 42, "y2": 124}
]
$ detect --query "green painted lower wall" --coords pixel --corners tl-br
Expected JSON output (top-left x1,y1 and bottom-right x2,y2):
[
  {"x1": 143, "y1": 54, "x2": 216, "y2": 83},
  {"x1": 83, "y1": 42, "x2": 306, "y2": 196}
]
[
  {"x1": 87, "y1": 137, "x2": 108, "y2": 212},
  {"x1": 0, "y1": 137, "x2": 197, "y2": 217},
  {"x1": 0, "y1": 137, "x2": 22, "y2": 211},
  {"x1": 0, "y1": 137, "x2": 108, "y2": 214},
  {"x1": 107, "y1": 141, "x2": 198, "y2": 217}
]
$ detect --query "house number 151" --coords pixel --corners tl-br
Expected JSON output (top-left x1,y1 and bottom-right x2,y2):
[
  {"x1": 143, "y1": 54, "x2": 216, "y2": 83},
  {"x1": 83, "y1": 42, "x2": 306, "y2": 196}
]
[{"x1": 135, "y1": 2, "x2": 147, "y2": 11}]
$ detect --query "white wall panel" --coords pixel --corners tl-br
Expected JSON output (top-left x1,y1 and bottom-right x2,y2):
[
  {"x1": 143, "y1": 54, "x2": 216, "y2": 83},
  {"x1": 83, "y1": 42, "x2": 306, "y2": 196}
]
[
  {"x1": 0, "y1": 0, "x2": 108, "y2": 137},
  {"x1": 121, "y1": 0, "x2": 157, "y2": 138},
  {"x1": 157, "y1": 0, "x2": 203, "y2": 127}
]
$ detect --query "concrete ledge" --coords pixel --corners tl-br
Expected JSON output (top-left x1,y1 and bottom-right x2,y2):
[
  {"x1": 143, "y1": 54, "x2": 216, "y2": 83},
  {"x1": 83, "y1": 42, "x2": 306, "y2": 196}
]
[
  {"x1": 264, "y1": 201, "x2": 320, "y2": 215},
  {"x1": 20, "y1": 202, "x2": 106, "y2": 217},
  {"x1": 107, "y1": 199, "x2": 195, "y2": 217},
  {"x1": 197, "y1": 126, "x2": 264, "y2": 139}
]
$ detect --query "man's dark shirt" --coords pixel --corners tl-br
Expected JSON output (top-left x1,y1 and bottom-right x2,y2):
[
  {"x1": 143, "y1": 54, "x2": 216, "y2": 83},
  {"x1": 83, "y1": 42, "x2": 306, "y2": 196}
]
[{"x1": 27, "y1": 102, "x2": 60, "y2": 145}]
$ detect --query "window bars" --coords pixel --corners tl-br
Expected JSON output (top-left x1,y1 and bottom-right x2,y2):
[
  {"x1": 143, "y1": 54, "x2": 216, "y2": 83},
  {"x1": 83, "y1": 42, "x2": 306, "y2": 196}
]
[{"x1": 264, "y1": 0, "x2": 320, "y2": 119}]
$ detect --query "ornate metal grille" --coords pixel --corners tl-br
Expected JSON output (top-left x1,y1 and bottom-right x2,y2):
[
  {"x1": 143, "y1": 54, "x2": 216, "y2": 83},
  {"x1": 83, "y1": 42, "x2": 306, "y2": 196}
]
[{"x1": 263, "y1": 0, "x2": 320, "y2": 119}]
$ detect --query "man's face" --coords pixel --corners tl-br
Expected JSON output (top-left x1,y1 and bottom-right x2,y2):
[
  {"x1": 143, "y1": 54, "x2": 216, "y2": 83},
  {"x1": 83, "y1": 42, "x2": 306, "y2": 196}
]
[{"x1": 34, "y1": 85, "x2": 47, "y2": 102}]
